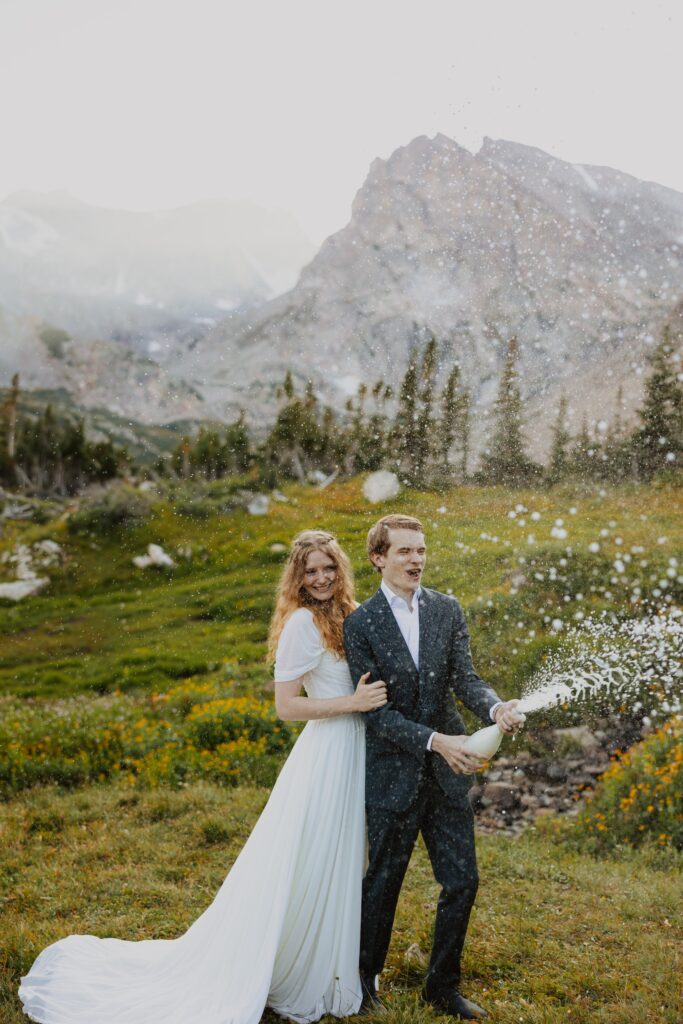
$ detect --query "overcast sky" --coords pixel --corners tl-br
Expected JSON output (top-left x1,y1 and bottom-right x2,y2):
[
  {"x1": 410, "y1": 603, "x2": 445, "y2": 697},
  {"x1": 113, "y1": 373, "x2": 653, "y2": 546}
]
[{"x1": 2, "y1": 0, "x2": 681, "y2": 244}]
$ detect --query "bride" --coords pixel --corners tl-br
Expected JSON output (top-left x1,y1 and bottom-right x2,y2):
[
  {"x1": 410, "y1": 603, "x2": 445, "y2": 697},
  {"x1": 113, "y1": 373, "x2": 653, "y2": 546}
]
[{"x1": 19, "y1": 530, "x2": 386, "y2": 1024}]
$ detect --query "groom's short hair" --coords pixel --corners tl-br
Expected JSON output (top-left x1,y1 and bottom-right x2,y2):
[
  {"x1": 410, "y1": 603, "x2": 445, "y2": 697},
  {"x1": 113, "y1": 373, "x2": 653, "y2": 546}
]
[{"x1": 367, "y1": 514, "x2": 424, "y2": 568}]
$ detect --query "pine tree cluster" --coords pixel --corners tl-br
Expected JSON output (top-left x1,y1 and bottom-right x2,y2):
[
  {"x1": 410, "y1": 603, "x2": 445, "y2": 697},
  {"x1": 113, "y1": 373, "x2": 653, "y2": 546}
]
[
  {"x1": 2, "y1": 330, "x2": 681, "y2": 495},
  {"x1": 0, "y1": 376, "x2": 129, "y2": 495}
]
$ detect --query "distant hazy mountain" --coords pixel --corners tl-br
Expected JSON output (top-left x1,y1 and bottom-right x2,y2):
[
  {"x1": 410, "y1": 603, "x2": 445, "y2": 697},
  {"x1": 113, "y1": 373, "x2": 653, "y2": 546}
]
[
  {"x1": 0, "y1": 190, "x2": 314, "y2": 359},
  {"x1": 0, "y1": 306, "x2": 206, "y2": 425},
  {"x1": 181, "y1": 134, "x2": 683, "y2": 454}
]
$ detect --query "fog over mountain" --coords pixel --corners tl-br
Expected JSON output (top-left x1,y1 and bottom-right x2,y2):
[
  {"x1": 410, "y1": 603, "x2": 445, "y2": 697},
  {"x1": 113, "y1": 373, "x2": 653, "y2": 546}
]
[
  {"x1": 0, "y1": 190, "x2": 314, "y2": 354},
  {"x1": 179, "y1": 134, "x2": 683, "y2": 454},
  {"x1": 0, "y1": 190, "x2": 314, "y2": 422},
  {"x1": 3, "y1": 135, "x2": 683, "y2": 447}
]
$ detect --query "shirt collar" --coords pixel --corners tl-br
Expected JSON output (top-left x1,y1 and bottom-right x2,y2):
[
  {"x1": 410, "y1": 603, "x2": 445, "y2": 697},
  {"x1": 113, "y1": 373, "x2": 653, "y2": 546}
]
[{"x1": 380, "y1": 578, "x2": 422, "y2": 610}]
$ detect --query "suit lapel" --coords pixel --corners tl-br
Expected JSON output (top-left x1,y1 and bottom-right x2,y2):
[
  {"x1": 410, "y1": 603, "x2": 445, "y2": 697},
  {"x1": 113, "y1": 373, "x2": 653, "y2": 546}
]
[
  {"x1": 369, "y1": 589, "x2": 419, "y2": 682},
  {"x1": 417, "y1": 588, "x2": 441, "y2": 700}
]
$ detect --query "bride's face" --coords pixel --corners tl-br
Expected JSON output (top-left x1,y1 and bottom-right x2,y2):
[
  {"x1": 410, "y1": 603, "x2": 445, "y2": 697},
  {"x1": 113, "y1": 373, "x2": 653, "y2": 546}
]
[{"x1": 302, "y1": 548, "x2": 338, "y2": 602}]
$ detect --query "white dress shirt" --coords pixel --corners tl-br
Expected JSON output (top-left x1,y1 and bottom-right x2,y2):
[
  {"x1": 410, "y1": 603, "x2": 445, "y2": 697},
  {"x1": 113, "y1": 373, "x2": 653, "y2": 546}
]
[
  {"x1": 380, "y1": 578, "x2": 421, "y2": 666},
  {"x1": 380, "y1": 579, "x2": 501, "y2": 752},
  {"x1": 380, "y1": 579, "x2": 437, "y2": 750}
]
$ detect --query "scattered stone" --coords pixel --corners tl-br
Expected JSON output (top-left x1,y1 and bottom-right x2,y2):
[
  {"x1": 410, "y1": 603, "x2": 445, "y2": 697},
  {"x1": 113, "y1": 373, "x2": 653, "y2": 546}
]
[
  {"x1": 481, "y1": 782, "x2": 520, "y2": 811},
  {"x1": 569, "y1": 773, "x2": 597, "y2": 788},
  {"x1": 270, "y1": 543, "x2": 287, "y2": 554},
  {"x1": 316, "y1": 469, "x2": 339, "y2": 490},
  {"x1": 362, "y1": 471, "x2": 400, "y2": 504},
  {"x1": 583, "y1": 761, "x2": 610, "y2": 777},
  {"x1": 553, "y1": 725, "x2": 603, "y2": 753},
  {"x1": 0, "y1": 540, "x2": 64, "y2": 598},
  {"x1": 545, "y1": 763, "x2": 569, "y2": 782},
  {"x1": 1, "y1": 502, "x2": 35, "y2": 520},
  {"x1": 14, "y1": 545, "x2": 37, "y2": 580},
  {"x1": 271, "y1": 490, "x2": 289, "y2": 503},
  {"x1": 133, "y1": 543, "x2": 175, "y2": 569},
  {"x1": 0, "y1": 577, "x2": 49, "y2": 601},
  {"x1": 471, "y1": 725, "x2": 622, "y2": 835},
  {"x1": 34, "y1": 539, "x2": 61, "y2": 556},
  {"x1": 404, "y1": 943, "x2": 428, "y2": 968},
  {"x1": 247, "y1": 495, "x2": 270, "y2": 516}
]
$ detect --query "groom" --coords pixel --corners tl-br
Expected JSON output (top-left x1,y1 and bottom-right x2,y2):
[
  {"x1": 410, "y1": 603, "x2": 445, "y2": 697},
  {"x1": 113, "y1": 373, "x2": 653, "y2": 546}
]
[{"x1": 344, "y1": 514, "x2": 522, "y2": 1021}]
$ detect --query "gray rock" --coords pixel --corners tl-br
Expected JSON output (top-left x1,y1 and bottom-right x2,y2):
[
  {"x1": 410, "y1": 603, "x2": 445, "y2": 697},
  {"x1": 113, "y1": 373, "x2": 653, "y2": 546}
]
[
  {"x1": 183, "y1": 133, "x2": 683, "y2": 458},
  {"x1": 553, "y1": 725, "x2": 603, "y2": 753},
  {"x1": 0, "y1": 577, "x2": 48, "y2": 601},
  {"x1": 482, "y1": 782, "x2": 520, "y2": 811}
]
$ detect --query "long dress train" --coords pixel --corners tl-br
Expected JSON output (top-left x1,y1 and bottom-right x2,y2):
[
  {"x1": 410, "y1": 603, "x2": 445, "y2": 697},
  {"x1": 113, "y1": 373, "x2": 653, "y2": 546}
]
[{"x1": 18, "y1": 608, "x2": 364, "y2": 1023}]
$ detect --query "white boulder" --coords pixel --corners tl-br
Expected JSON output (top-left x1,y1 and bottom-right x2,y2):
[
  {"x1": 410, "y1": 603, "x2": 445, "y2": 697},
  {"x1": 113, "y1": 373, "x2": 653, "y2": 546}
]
[
  {"x1": 247, "y1": 495, "x2": 270, "y2": 516},
  {"x1": 133, "y1": 543, "x2": 175, "y2": 569},
  {"x1": 362, "y1": 471, "x2": 401, "y2": 504},
  {"x1": 0, "y1": 577, "x2": 49, "y2": 601}
]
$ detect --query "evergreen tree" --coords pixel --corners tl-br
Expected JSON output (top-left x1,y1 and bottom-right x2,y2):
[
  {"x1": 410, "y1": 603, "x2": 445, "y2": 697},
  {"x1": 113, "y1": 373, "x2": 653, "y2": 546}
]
[
  {"x1": 632, "y1": 329, "x2": 683, "y2": 479},
  {"x1": 460, "y1": 398, "x2": 470, "y2": 480},
  {"x1": 434, "y1": 362, "x2": 470, "y2": 485},
  {"x1": 364, "y1": 381, "x2": 391, "y2": 471},
  {"x1": 224, "y1": 412, "x2": 252, "y2": 473},
  {"x1": 478, "y1": 337, "x2": 540, "y2": 485},
  {"x1": 413, "y1": 336, "x2": 438, "y2": 481},
  {"x1": 0, "y1": 374, "x2": 19, "y2": 483},
  {"x1": 3, "y1": 393, "x2": 128, "y2": 495},
  {"x1": 391, "y1": 356, "x2": 420, "y2": 483},
  {"x1": 568, "y1": 416, "x2": 596, "y2": 481},
  {"x1": 282, "y1": 370, "x2": 295, "y2": 401},
  {"x1": 546, "y1": 394, "x2": 570, "y2": 485},
  {"x1": 191, "y1": 428, "x2": 227, "y2": 480},
  {"x1": 599, "y1": 385, "x2": 634, "y2": 483},
  {"x1": 263, "y1": 375, "x2": 336, "y2": 481}
]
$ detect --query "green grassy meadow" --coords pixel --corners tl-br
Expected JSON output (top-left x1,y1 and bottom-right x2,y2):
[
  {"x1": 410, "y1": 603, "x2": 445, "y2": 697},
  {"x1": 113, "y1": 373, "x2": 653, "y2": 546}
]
[
  {"x1": 1, "y1": 478, "x2": 681, "y2": 1022},
  {"x1": 1, "y1": 783, "x2": 680, "y2": 1024},
  {"x1": 1, "y1": 479, "x2": 680, "y2": 701}
]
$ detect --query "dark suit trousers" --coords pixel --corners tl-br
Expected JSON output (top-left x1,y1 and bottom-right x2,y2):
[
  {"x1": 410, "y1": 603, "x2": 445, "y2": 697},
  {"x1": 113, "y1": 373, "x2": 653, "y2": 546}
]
[{"x1": 360, "y1": 772, "x2": 479, "y2": 995}]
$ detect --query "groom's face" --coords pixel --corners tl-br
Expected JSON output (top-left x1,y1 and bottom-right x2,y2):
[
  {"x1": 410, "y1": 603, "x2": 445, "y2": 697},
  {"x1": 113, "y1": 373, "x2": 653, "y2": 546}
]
[{"x1": 373, "y1": 528, "x2": 426, "y2": 595}]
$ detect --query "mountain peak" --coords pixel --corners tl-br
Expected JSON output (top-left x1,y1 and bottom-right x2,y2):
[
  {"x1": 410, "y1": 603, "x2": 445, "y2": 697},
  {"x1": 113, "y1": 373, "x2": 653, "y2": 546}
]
[{"x1": 2, "y1": 189, "x2": 86, "y2": 210}]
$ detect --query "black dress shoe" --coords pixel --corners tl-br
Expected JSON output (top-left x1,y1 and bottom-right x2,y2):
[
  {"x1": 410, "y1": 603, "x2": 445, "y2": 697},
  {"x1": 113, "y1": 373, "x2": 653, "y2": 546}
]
[
  {"x1": 421, "y1": 988, "x2": 488, "y2": 1020},
  {"x1": 358, "y1": 974, "x2": 384, "y2": 1014}
]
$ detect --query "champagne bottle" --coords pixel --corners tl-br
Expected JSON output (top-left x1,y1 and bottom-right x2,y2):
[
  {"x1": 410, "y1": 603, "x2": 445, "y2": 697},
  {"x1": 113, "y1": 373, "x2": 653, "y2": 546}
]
[{"x1": 462, "y1": 710, "x2": 526, "y2": 759}]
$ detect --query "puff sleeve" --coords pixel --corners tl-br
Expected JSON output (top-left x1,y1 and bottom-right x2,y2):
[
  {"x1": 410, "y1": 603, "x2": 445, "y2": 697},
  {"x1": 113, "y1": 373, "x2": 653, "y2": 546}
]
[{"x1": 274, "y1": 608, "x2": 325, "y2": 682}]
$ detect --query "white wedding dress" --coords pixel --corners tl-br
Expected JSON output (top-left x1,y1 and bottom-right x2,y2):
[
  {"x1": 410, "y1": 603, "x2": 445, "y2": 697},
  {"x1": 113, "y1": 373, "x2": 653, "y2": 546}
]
[{"x1": 19, "y1": 608, "x2": 365, "y2": 1024}]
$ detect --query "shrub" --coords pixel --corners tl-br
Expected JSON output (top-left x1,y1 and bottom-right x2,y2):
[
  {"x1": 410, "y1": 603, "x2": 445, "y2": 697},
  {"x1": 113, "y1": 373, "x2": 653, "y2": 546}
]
[
  {"x1": 185, "y1": 697, "x2": 295, "y2": 754},
  {"x1": 67, "y1": 484, "x2": 152, "y2": 535},
  {"x1": 199, "y1": 819, "x2": 232, "y2": 844},
  {"x1": 0, "y1": 683, "x2": 299, "y2": 797},
  {"x1": 576, "y1": 717, "x2": 682, "y2": 851}
]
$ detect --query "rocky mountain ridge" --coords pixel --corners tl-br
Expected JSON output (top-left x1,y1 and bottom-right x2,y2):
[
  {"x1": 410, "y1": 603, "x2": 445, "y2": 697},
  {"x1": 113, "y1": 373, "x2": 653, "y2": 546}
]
[
  {"x1": 181, "y1": 134, "x2": 683, "y2": 456},
  {"x1": 0, "y1": 306, "x2": 205, "y2": 425},
  {"x1": 3, "y1": 135, "x2": 683, "y2": 449}
]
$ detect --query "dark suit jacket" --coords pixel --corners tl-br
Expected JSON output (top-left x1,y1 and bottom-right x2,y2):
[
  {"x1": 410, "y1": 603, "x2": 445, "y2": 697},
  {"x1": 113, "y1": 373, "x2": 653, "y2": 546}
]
[{"x1": 343, "y1": 585, "x2": 501, "y2": 811}]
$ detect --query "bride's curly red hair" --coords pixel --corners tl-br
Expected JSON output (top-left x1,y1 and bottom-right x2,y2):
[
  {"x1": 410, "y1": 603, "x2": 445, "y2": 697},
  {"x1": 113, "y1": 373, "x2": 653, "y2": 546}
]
[{"x1": 268, "y1": 530, "x2": 356, "y2": 662}]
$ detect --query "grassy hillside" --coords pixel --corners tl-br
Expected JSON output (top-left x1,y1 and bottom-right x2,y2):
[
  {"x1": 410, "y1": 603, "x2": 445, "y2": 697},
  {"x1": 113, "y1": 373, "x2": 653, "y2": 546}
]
[
  {"x1": 1, "y1": 782, "x2": 680, "y2": 1024},
  {"x1": 1, "y1": 479, "x2": 680, "y2": 701},
  {"x1": 1, "y1": 478, "x2": 681, "y2": 1022}
]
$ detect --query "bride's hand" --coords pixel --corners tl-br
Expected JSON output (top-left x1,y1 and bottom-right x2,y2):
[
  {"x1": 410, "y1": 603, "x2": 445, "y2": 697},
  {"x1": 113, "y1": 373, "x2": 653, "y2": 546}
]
[{"x1": 352, "y1": 672, "x2": 388, "y2": 712}]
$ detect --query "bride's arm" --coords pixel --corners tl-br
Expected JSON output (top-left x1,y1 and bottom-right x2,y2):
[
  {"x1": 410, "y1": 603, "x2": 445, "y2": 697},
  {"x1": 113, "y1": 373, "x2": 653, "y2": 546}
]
[{"x1": 275, "y1": 673, "x2": 387, "y2": 722}]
